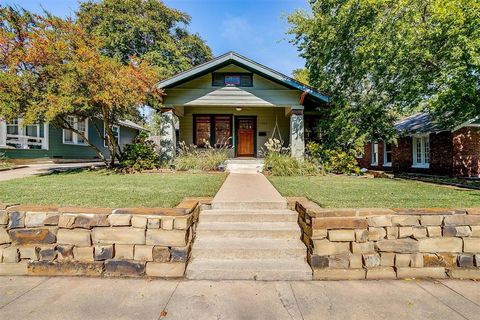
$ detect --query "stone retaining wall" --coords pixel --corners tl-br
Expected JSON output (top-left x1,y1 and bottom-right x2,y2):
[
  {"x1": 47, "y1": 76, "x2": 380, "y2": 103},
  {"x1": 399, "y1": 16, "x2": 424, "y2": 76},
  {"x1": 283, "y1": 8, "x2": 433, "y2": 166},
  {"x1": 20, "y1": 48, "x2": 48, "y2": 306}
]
[
  {"x1": 0, "y1": 198, "x2": 210, "y2": 278},
  {"x1": 290, "y1": 198, "x2": 480, "y2": 280}
]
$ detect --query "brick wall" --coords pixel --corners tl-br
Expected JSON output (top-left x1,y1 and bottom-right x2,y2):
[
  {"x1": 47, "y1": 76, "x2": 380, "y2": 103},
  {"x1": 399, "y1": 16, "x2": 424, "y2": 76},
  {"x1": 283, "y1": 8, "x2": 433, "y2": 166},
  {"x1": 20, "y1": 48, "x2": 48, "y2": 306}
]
[
  {"x1": 0, "y1": 199, "x2": 208, "y2": 277},
  {"x1": 453, "y1": 127, "x2": 480, "y2": 177},
  {"x1": 293, "y1": 198, "x2": 480, "y2": 280},
  {"x1": 360, "y1": 132, "x2": 456, "y2": 176},
  {"x1": 358, "y1": 142, "x2": 388, "y2": 170}
]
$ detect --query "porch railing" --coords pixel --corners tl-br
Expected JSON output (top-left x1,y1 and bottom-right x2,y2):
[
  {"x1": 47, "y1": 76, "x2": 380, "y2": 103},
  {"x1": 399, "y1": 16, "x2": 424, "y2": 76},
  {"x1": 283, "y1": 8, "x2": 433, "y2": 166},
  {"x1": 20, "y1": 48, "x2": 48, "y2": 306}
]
[{"x1": 5, "y1": 134, "x2": 47, "y2": 150}]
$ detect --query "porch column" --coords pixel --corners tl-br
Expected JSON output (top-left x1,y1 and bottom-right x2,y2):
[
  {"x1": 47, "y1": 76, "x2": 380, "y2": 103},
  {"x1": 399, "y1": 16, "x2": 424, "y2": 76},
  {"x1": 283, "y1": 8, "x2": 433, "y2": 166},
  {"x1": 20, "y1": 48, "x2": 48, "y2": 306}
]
[
  {"x1": 160, "y1": 108, "x2": 177, "y2": 160},
  {"x1": 289, "y1": 107, "x2": 305, "y2": 159},
  {"x1": 42, "y1": 123, "x2": 49, "y2": 150},
  {"x1": 0, "y1": 119, "x2": 6, "y2": 147}
]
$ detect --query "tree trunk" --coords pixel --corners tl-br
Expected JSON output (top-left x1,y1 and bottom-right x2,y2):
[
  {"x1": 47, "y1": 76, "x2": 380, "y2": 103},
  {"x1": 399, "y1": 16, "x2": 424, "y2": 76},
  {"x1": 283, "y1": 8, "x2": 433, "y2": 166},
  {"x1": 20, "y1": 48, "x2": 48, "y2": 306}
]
[{"x1": 57, "y1": 117, "x2": 108, "y2": 166}]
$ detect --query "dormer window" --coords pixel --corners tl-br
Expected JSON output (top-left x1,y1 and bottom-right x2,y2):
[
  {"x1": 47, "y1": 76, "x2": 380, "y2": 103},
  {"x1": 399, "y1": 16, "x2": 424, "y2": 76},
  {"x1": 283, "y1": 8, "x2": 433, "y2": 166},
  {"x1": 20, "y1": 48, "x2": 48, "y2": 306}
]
[{"x1": 212, "y1": 73, "x2": 253, "y2": 87}]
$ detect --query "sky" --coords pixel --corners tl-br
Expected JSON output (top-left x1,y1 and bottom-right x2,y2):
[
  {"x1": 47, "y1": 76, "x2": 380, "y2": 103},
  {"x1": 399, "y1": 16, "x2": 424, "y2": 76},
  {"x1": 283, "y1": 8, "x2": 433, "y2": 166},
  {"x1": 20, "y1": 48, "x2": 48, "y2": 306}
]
[{"x1": 0, "y1": 0, "x2": 310, "y2": 76}]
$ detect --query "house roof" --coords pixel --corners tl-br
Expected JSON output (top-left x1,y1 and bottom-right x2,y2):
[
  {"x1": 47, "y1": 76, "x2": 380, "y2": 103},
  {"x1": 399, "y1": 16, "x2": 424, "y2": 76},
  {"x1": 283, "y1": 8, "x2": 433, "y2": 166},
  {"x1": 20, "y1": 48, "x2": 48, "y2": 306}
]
[
  {"x1": 395, "y1": 113, "x2": 446, "y2": 134},
  {"x1": 118, "y1": 119, "x2": 147, "y2": 131},
  {"x1": 395, "y1": 112, "x2": 480, "y2": 135},
  {"x1": 157, "y1": 51, "x2": 330, "y2": 103}
]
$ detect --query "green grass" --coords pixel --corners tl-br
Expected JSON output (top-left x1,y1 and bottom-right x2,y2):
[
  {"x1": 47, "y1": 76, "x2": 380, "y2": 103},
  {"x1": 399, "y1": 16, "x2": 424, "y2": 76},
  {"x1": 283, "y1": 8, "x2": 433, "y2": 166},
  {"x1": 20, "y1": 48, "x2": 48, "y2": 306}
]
[
  {"x1": 268, "y1": 175, "x2": 480, "y2": 208},
  {"x1": 0, "y1": 169, "x2": 227, "y2": 208}
]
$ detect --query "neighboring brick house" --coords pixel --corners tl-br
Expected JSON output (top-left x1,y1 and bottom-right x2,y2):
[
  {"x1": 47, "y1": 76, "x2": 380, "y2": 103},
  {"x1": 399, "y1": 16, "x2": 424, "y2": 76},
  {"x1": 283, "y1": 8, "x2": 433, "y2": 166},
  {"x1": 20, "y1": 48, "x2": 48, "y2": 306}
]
[{"x1": 358, "y1": 113, "x2": 480, "y2": 177}]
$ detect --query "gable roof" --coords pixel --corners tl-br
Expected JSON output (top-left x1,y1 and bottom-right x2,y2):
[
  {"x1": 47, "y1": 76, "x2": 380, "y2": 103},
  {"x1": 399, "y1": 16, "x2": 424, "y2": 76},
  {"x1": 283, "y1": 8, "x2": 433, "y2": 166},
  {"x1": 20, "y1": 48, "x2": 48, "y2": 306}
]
[
  {"x1": 157, "y1": 51, "x2": 330, "y2": 103},
  {"x1": 118, "y1": 119, "x2": 146, "y2": 131}
]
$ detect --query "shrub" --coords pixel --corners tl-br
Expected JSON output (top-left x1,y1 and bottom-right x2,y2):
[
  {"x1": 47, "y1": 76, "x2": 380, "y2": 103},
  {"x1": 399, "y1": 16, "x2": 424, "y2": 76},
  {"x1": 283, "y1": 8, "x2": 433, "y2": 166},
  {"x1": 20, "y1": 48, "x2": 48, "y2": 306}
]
[
  {"x1": 0, "y1": 152, "x2": 12, "y2": 169},
  {"x1": 174, "y1": 141, "x2": 228, "y2": 171},
  {"x1": 306, "y1": 142, "x2": 360, "y2": 174},
  {"x1": 263, "y1": 138, "x2": 319, "y2": 176},
  {"x1": 120, "y1": 132, "x2": 160, "y2": 172}
]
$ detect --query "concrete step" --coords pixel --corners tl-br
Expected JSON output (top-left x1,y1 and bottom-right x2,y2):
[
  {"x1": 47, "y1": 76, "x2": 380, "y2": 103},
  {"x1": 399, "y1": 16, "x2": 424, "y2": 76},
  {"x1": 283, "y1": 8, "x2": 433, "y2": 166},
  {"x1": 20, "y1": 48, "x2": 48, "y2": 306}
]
[
  {"x1": 225, "y1": 160, "x2": 265, "y2": 173},
  {"x1": 186, "y1": 258, "x2": 312, "y2": 280},
  {"x1": 211, "y1": 200, "x2": 287, "y2": 210},
  {"x1": 196, "y1": 222, "x2": 301, "y2": 239},
  {"x1": 192, "y1": 237, "x2": 307, "y2": 259},
  {"x1": 200, "y1": 209, "x2": 298, "y2": 223}
]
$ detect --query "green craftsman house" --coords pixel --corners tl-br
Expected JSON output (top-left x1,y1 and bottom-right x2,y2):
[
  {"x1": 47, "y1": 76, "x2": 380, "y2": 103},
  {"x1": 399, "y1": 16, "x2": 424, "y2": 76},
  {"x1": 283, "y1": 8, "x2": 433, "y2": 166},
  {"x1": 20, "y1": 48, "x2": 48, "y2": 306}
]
[
  {"x1": 158, "y1": 52, "x2": 329, "y2": 158},
  {"x1": 0, "y1": 117, "x2": 144, "y2": 161}
]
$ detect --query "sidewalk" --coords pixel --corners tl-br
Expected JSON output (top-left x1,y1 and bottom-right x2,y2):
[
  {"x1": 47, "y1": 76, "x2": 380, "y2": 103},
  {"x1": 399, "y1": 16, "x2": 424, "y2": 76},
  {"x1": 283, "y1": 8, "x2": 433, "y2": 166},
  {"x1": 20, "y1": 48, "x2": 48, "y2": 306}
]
[
  {"x1": 1, "y1": 277, "x2": 479, "y2": 319},
  {"x1": 0, "y1": 162, "x2": 103, "y2": 181}
]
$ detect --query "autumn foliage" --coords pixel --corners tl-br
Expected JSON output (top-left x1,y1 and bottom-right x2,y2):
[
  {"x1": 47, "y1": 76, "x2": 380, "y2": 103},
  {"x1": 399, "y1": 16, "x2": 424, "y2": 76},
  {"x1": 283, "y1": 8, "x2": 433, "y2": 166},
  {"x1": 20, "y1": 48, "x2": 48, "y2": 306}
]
[{"x1": 0, "y1": 7, "x2": 162, "y2": 167}]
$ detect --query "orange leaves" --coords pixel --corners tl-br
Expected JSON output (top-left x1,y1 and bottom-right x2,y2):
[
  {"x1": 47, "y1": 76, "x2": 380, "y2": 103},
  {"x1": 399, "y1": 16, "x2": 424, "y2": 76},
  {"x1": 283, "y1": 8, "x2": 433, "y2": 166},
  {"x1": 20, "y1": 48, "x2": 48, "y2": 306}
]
[{"x1": 0, "y1": 6, "x2": 161, "y2": 124}]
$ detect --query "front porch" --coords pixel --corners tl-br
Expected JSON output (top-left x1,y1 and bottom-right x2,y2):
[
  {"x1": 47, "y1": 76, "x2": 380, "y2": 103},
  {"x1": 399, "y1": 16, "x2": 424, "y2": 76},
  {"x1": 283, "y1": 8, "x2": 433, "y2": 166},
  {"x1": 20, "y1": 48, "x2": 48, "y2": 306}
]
[{"x1": 160, "y1": 105, "x2": 306, "y2": 159}]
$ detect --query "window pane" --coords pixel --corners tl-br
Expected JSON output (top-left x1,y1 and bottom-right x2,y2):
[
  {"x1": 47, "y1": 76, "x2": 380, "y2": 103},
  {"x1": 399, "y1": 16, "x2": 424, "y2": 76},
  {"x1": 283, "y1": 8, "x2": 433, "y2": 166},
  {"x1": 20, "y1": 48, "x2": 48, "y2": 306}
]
[
  {"x1": 416, "y1": 138, "x2": 422, "y2": 163},
  {"x1": 25, "y1": 125, "x2": 38, "y2": 137},
  {"x1": 64, "y1": 129, "x2": 73, "y2": 142},
  {"x1": 112, "y1": 126, "x2": 119, "y2": 142},
  {"x1": 195, "y1": 116, "x2": 211, "y2": 147},
  {"x1": 77, "y1": 120, "x2": 86, "y2": 144},
  {"x1": 385, "y1": 143, "x2": 392, "y2": 163},
  {"x1": 214, "y1": 116, "x2": 231, "y2": 147},
  {"x1": 212, "y1": 73, "x2": 224, "y2": 86},
  {"x1": 6, "y1": 119, "x2": 19, "y2": 135},
  {"x1": 371, "y1": 143, "x2": 378, "y2": 163},
  {"x1": 424, "y1": 137, "x2": 430, "y2": 164},
  {"x1": 240, "y1": 74, "x2": 253, "y2": 86},
  {"x1": 225, "y1": 75, "x2": 241, "y2": 85}
]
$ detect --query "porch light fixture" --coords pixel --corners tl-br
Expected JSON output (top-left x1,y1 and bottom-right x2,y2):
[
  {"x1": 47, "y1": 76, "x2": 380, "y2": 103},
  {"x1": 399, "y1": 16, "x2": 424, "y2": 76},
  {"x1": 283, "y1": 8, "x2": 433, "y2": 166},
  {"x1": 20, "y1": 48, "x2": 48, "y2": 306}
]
[{"x1": 235, "y1": 107, "x2": 243, "y2": 111}]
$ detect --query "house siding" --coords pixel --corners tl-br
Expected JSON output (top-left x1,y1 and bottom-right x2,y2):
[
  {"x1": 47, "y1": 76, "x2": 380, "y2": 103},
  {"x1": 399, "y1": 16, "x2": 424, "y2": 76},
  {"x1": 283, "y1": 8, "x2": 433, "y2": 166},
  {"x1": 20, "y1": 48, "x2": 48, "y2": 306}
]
[
  {"x1": 164, "y1": 64, "x2": 303, "y2": 107},
  {"x1": 178, "y1": 106, "x2": 290, "y2": 157},
  {"x1": 1, "y1": 119, "x2": 139, "y2": 160},
  {"x1": 359, "y1": 128, "x2": 480, "y2": 177}
]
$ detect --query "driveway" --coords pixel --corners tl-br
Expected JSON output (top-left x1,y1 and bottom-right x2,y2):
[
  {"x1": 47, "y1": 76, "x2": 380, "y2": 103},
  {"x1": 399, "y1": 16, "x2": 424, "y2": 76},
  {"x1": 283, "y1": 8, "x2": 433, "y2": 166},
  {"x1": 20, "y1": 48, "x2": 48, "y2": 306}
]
[
  {"x1": 0, "y1": 277, "x2": 478, "y2": 319},
  {"x1": 0, "y1": 162, "x2": 104, "y2": 181}
]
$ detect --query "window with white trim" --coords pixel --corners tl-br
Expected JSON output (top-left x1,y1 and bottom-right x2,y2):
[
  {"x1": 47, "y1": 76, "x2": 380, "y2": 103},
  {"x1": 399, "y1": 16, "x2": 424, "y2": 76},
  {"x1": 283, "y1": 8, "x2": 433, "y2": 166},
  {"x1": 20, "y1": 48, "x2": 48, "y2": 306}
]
[
  {"x1": 104, "y1": 125, "x2": 120, "y2": 147},
  {"x1": 383, "y1": 142, "x2": 392, "y2": 166},
  {"x1": 412, "y1": 135, "x2": 430, "y2": 168},
  {"x1": 371, "y1": 142, "x2": 379, "y2": 165},
  {"x1": 6, "y1": 119, "x2": 19, "y2": 135},
  {"x1": 63, "y1": 117, "x2": 88, "y2": 145}
]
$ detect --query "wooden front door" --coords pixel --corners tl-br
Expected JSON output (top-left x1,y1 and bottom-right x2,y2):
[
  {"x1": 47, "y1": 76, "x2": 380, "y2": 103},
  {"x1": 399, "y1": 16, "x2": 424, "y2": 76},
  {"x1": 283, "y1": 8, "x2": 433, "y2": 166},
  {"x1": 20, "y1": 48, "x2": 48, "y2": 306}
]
[{"x1": 236, "y1": 117, "x2": 256, "y2": 157}]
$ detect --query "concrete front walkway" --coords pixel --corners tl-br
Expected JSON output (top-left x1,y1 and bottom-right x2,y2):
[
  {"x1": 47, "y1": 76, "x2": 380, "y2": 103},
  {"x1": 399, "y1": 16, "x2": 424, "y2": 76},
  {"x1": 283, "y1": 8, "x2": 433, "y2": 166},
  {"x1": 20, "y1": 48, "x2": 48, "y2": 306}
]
[
  {"x1": 211, "y1": 172, "x2": 287, "y2": 209},
  {"x1": 0, "y1": 162, "x2": 104, "y2": 181},
  {"x1": 1, "y1": 277, "x2": 479, "y2": 319}
]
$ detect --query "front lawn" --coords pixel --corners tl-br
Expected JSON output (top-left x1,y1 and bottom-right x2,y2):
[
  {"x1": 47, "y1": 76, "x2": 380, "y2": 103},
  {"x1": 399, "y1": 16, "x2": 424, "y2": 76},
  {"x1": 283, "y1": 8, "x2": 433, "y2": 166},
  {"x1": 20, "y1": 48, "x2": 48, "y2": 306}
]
[
  {"x1": 0, "y1": 170, "x2": 227, "y2": 208},
  {"x1": 268, "y1": 175, "x2": 480, "y2": 208}
]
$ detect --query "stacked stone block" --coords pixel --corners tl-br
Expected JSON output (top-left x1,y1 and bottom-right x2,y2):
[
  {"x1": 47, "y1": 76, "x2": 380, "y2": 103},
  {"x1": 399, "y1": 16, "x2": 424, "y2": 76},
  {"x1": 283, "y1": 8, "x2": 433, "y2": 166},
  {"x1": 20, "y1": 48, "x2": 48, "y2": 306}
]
[
  {"x1": 0, "y1": 199, "x2": 205, "y2": 278},
  {"x1": 294, "y1": 199, "x2": 480, "y2": 280}
]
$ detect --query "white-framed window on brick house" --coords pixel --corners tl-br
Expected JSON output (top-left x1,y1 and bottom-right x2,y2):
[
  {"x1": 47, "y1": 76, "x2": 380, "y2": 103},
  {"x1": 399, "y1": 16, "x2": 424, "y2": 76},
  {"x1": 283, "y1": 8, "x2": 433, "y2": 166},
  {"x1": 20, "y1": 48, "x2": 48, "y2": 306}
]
[
  {"x1": 371, "y1": 142, "x2": 379, "y2": 166},
  {"x1": 412, "y1": 134, "x2": 430, "y2": 168},
  {"x1": 63, "y1": 116, "x2": 88, "y2": 145},
  {"x1": 104, "y1": 125, "x2": 120, "y2": 147},
  {"x1": 383, "y1": 142, "x2": 392, "y2": 167}
]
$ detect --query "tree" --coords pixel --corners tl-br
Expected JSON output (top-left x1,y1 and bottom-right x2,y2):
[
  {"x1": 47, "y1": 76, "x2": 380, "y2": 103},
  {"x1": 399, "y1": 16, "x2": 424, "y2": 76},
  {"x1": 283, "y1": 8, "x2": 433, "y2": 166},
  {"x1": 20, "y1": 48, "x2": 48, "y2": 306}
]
[
  {"x1": 292, "y1": 68, "x2": 310, "y2": 85},
  {"x1": 288, "y1": 0, "x2": 480, "y2": 150},
  {"x1": 0, "y1": 7, "x2": 162, "y2": 167},
  {"x1": 77, "y1": 0, "x2": 213, "y2": 78}
]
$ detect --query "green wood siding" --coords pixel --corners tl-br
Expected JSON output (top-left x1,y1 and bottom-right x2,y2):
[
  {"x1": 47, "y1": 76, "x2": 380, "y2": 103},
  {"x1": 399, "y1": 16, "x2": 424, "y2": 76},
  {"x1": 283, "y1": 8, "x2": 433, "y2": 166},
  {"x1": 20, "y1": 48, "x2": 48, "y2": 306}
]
[
  {"x1": 1, "y1": 119, "x2": 139, "y2": 160},
  {"x1": 179, "y1": 106, "x2": 289, "y2": 157},
  {"x1": 163, "y1": 64, "x2": 303, "y2": 107}
]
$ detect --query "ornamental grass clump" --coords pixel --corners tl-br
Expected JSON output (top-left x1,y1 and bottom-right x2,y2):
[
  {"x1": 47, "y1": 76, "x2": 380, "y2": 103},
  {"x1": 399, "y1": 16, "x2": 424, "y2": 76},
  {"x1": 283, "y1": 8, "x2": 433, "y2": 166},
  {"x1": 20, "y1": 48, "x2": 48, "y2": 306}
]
[
  {"x1": 174, "y1": 140, "x2": 229, "y2": 171},
  {"x1": 263, "y1": 138, "x2": 319, "y2": 176}
]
